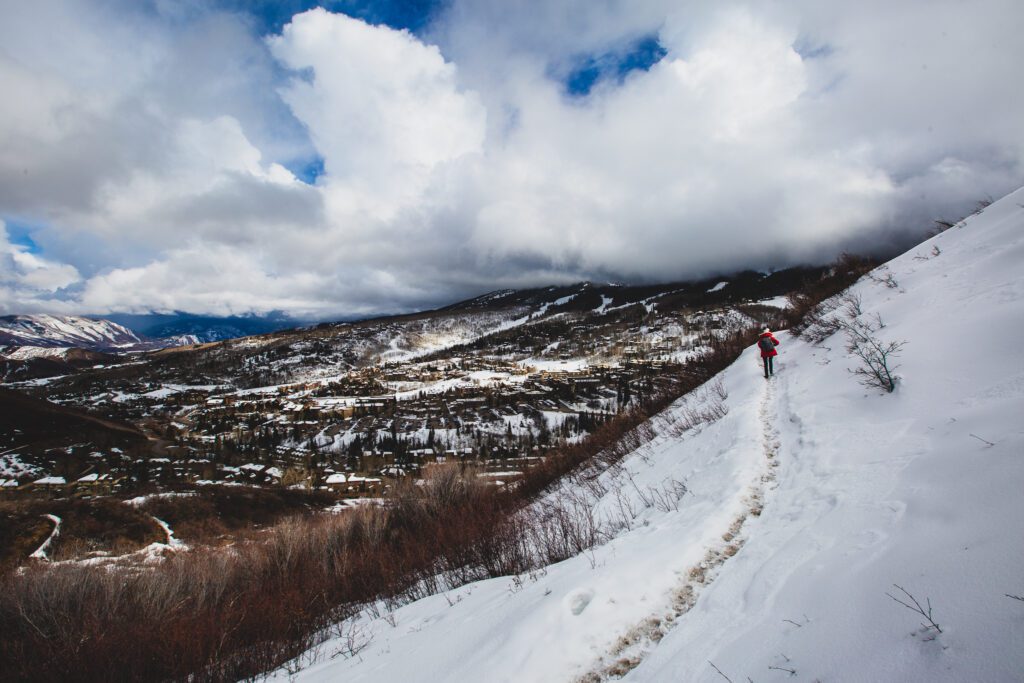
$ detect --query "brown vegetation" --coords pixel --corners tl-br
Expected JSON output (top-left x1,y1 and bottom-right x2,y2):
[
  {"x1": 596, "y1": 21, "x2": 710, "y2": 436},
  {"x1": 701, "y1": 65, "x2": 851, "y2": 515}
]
[
  {"x1": 0, "y1": 510, "x2": 52, "y2": 572},
  {"x1": 0, "y1": 498, "x2": 164, "y2": 565},
  {"x1": 784, "y1": 252, "x2": 877, "y2": 337},
  {"x1": 136, "y1": 486, "x2": 336, "y2": 543}
]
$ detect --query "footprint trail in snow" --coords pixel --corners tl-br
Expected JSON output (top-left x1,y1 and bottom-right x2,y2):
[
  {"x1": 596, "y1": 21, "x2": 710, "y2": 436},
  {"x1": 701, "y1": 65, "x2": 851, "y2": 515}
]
[{"x1": 575, "y1": 375, "x2": 782, "y2": 682}]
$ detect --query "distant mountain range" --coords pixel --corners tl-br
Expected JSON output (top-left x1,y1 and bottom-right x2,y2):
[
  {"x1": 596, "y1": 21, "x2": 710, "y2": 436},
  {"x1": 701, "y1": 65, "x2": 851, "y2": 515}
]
[
  {"x1": 0, "y1": 312, "x2": 300, "y2": 351},
  {"x1": 0, "y1": 267, "x2": 824, "y2": 383},
  {"x1": 0, "y1": 312, "x2": 300, "y2": 381},
  {"x1": 102, "y1": 312, "x2": 300, "y2": 343},
  {"x1": 0, "y1": 313, "x2": 209, "y2": 360}
]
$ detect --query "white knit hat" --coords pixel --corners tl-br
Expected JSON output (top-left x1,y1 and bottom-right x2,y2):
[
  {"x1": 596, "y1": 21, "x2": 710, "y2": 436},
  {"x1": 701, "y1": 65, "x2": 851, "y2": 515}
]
[{"x1": 763, "y1": 328, "x2": 771, "y2": 333}]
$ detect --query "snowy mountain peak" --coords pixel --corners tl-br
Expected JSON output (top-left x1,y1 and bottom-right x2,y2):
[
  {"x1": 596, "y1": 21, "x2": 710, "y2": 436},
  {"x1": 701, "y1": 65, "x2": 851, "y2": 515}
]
[{"x1": 0, "y1": 314, "x2": 142, "y2": 349}]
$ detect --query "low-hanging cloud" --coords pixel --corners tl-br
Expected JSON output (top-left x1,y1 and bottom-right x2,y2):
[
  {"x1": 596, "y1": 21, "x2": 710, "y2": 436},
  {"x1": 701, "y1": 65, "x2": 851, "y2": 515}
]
[{"x1": 0, "y1": 0, "x2": 1022, "y2": 319}]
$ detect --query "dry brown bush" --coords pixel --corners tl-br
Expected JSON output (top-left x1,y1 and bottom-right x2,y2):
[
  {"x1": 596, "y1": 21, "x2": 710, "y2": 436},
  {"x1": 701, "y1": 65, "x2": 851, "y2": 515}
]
[{"x1": 786, "y1": 252, "x2": 876, "y2": 336}]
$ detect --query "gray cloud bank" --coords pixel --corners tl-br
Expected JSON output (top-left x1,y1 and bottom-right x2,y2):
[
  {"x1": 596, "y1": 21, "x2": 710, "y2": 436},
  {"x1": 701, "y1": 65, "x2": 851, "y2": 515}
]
[{"x1": 1, "y1": 0, "x2": 1022, "y2": 318}]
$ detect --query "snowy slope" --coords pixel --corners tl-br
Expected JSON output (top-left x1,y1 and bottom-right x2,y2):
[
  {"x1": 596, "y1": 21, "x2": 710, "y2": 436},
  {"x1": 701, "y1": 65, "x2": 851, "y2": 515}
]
[
  {"x1": 628, "y1": 191, "x2": 1024, "y2": 682},
  {"x1": 274, "y1": 188, "x2": 1024, "y2": 682},
  {"x1": 0, "y1": 314, "x2": 141, "y2": 349},
  {"x1": 3, "y1": 345, "x2": 79, "y2": 361}
]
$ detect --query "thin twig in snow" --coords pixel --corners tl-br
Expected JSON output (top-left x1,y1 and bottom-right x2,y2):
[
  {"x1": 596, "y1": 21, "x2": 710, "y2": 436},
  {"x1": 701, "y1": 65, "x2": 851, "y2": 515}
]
[
  {"x1": 969, "y1": 433, "x2": 995, "y2": 447},
  {"x1": 708, "y1": 660, "x2": 734, "y2": 682},
  {"x1": 886, "y1": 584, "x2": 942, "y2": 633},
  {"x1": 768, "y1": 665, "x2": 797, "y2": 675}
]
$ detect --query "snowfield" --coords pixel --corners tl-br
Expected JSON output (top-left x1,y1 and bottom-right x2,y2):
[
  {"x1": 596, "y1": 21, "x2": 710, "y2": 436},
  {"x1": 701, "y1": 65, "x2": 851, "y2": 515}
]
[{"x1": 272, "y1": 189, "x2": 1024, "y2": 682}]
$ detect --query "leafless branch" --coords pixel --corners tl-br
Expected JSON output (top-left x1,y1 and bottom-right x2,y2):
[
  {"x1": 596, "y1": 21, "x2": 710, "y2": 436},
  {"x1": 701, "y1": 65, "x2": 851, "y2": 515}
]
[
  {"x1": 708, "y1": 660, "x2": 734, "y2": 682},
  {"x1": 886, "y1": 584, "x2": 942, "y2": 633},
  {"x1": 969, "y1": 433, "x2": 995, "y2": 447}
]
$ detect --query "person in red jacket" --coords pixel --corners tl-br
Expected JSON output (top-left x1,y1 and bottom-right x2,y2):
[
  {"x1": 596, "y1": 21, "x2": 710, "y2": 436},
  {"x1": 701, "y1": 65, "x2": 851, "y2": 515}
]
[{"x1": 758, "y1": 328, "x2": 780, "y2": 378}]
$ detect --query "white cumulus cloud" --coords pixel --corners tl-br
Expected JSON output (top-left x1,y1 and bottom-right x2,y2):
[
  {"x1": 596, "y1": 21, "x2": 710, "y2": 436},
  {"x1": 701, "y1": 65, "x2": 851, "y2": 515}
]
[{"x1": 0, "y1": 0, "x2": 1022, "y2": 318}]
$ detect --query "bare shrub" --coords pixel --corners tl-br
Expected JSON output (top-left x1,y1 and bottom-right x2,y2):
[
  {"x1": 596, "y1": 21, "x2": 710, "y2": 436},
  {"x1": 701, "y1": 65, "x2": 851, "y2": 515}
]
[
  {"x1": 931, "y1": 196, "x2": 992, "y2": 236},
  {"x1": 867, "y1": 268, "x2": 900, "y2": 289},
  {"x1": 659, "y1": 377, "x2": 729, "y2": 438},
  {"x1": 803, "y1": 292, "x2": 862, "y2": 344},
  {"x1": 844, "y1": 316, "x2": 905, "y2": 394},
  {"x1": 799, "y1": 299, "x2": 843, "y2": 344},
  {"x1": 650, "y1": 478, "x2": 688, "y2": 513},
  {"x1": 798, "y1": 290, "x2": 905, "y2": 393},
  {"x1": 886, "y1": 584, "x2": 942, "y2": 635},
  {"x1": 786, "y1": 252, "x2": 876, "y2": 336}
]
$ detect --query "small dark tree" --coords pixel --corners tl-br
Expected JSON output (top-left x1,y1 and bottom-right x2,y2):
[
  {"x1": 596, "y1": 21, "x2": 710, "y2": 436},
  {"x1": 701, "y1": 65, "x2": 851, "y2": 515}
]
[{"x1": 844, "y1": 315, "x2": 905, "y2": 394}]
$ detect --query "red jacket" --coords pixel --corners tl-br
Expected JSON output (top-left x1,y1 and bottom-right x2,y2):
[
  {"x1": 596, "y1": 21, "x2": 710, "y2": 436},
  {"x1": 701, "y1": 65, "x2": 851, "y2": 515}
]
[{"x1": 758, "y1": 332, "x2": 779, "y2": 358}]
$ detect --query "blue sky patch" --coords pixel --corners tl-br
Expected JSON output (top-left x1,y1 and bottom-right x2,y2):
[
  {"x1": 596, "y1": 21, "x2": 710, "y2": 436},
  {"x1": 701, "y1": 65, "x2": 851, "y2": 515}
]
[
  {"x1": 564, "y1": 34, "x2": 667, "y2": 97},
  {"x1": 212, "y1": 0, "x2": 443, "y2": 34},
  {"x1": 2, "y1": 219, "x2": 43, "y2": 254},
  {"x1": 290, "y1": 155, "x2": 326, "y2": 184}
]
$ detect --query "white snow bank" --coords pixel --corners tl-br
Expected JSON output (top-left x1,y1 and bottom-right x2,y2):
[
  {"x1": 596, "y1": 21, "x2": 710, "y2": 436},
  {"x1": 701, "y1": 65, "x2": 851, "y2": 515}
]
[{"x1": 124, "y1": 491, "x2": 196, "y2": 506}]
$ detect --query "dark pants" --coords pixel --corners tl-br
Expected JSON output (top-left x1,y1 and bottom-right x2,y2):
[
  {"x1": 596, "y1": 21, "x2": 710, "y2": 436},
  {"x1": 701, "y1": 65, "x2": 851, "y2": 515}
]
[{"x1": 763, "y1": 356, "x2": 774, "y2": 377}]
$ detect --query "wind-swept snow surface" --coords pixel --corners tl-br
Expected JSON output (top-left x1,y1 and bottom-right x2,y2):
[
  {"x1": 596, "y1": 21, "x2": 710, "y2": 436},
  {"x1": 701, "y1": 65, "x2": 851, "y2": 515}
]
[{"x1": 274, "y1": 188, "x2": 1024, "y2": 682}]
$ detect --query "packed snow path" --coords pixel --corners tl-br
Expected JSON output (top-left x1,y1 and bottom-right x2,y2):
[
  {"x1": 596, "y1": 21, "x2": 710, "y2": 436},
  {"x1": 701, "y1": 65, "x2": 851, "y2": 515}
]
[
  {"x1": 576, "y1": 375, "x2": 783, "y2": 681},
  {"x1": 273, "y1": 187, "x2": 1024, "y2": 683}
]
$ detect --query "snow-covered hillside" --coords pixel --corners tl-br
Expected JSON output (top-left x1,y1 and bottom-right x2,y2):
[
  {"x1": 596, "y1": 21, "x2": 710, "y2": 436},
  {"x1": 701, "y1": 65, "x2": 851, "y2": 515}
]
[
  {"x1": 0, "y1": 316, "x2": 206, "y2": 362},
  {"x1": 273, "y1": 187, "x2": 1024, "y2": 682},
  {"x1": 0, "y1": 314, "x2": 141, "y2": 349}
]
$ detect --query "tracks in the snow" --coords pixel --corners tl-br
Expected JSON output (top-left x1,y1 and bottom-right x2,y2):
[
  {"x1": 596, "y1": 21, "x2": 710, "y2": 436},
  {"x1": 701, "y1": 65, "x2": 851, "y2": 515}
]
[{"x1": 574, "y1": 377, "x2": 781, "y2": 682}]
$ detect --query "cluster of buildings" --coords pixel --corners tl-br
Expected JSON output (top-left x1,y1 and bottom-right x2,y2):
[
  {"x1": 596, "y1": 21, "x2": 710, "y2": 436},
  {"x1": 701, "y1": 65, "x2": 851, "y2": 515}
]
[{"x1": 5, "y1": 305, "x2": 748, "y2": 501}]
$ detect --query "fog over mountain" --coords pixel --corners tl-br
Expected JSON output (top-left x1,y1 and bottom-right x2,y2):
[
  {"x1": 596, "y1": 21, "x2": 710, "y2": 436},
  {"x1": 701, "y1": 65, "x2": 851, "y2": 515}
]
[{"x1": 1, "y1": 0, "x2": 1022, "y2": 319}]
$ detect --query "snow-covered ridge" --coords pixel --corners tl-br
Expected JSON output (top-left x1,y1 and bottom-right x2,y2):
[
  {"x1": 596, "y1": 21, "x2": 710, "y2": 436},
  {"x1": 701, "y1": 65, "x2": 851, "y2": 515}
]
[
  {"x1": 0, "y1": 315, "x2": 205, "y2": 361},
  {"x1": 0, "y1": 314, "x2": 141, "y2": 349},
  {"x1": 273, "y1": 186, "x2": 1024, "y2": 682}
]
